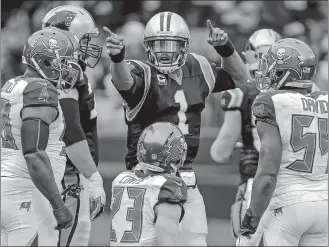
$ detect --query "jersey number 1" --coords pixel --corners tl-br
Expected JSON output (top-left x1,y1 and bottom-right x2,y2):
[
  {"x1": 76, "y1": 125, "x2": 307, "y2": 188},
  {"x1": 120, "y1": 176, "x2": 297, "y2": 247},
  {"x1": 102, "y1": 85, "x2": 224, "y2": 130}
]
[
  {"x1": 110, "y1": 187, "x2": 146, "y2": 243},
  {"x1": 288, "y1": 114, "x2": 328, "y2": 173},
  {"x1": 174, "y1": 90, "x2": 189, "y2": 134}
]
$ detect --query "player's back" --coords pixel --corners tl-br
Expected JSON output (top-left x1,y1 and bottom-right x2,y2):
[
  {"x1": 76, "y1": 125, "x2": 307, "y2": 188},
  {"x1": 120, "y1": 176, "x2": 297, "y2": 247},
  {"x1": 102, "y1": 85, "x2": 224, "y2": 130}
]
[
  {"x1": 269, "y1": 90, "x2": 328, "y2": 209},
  {"x1": 1, "y1": 76, "x2": 66, "y2": 185},
  {"x1": 110, "y1": 170, "x2": 187, "y2": 246}
]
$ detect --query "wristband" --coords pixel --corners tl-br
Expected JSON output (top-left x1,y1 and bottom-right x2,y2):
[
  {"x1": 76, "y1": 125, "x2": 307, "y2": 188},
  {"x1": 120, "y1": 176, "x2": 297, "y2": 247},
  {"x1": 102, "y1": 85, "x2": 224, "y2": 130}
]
[
  {"x1": 214, "y1": 39, "x2": 235, "y2": 58},
  {"x1": 88, "y1": 171, "x2": 103, "y2": 184},
  {"x1": 109, "y1": 46, "x2": 125, "y2": 63},
  {"x1": 49, "y1": 194, "x2": 65, "y2": 209}
]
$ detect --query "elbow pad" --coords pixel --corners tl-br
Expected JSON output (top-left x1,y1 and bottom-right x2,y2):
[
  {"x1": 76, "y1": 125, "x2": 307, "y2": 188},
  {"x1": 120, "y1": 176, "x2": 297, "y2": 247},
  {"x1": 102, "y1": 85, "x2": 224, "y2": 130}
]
[{"x1": 21, "y1": 118, "x2": 49, "y2": 155}]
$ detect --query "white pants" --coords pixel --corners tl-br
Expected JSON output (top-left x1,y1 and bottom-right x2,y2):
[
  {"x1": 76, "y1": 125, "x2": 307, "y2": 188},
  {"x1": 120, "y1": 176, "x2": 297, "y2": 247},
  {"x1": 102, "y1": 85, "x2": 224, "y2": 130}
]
[
  {"x1": 58, "y1": 173, "x2": 91, "y2": 246},
  {"x1": 1, "y1": 177, "x2": 37, "y2": 246},
  {"x1": 179, "y1": 186, "x2": 208, "y2": 246},
  {"x1": 252, "y1": 200, "x2": 328, "y2": 246},
  {"x1": 32, "y1": 184, "x2": 62, "y2": 246}
]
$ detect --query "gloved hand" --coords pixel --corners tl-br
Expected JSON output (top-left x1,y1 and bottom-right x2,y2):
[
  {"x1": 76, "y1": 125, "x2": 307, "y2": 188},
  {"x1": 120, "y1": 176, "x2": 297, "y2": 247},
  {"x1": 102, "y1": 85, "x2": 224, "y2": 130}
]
[
  {"x1": 53, "y1": 204, "x2": 73, "y2": 230},
  {"x1": 87, "y1": 171, "x2": 106, "y2": 220}
]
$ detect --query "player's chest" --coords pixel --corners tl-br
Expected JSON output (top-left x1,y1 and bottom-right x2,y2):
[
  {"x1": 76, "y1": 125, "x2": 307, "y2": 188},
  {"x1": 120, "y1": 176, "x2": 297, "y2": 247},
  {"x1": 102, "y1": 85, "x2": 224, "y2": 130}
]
[{"x1": 151, "y1": 73, "x2": 208, "y2": 112}]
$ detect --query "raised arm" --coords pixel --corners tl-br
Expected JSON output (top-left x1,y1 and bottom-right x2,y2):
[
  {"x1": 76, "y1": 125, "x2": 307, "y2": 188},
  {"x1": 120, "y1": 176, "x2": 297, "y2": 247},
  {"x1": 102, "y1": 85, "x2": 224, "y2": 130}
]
[
  {"x1": 103, "y1": 26, "x2": 149, "y2": 114},
  {"x1": 207, "y1": 20, "x2": 249, "y2": 88}
]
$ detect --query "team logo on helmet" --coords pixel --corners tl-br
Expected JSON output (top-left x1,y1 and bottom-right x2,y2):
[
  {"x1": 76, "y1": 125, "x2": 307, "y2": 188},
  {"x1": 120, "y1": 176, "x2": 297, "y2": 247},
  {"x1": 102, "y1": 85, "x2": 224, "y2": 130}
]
[
  {"x1": 45, "y1": 10, "x2": 77, "y2": 31},
  {"x1": 29, "y1": 35, "x2": 70, "y2": 58},
  {"x1": 269, "y1": 46, "x2": 303, "y2": 79},
  {"x1": 158, "y1": 133, "x2": 187, "y2": 165}
]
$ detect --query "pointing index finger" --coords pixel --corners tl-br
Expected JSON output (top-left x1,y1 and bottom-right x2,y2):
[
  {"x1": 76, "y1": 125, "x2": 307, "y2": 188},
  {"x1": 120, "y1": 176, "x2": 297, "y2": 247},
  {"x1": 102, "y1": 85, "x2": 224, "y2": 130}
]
[
  {"x1": 207, "y1": 19, "x2": 214, "y2": 34},
  {"x1": 103, "y1": 26, "x2": 114, "y2": 36}
]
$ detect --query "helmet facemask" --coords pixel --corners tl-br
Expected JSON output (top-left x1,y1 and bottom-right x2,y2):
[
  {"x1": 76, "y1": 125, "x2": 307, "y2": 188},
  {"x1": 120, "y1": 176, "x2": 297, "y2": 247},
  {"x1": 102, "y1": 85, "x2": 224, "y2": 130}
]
[
  {"x1": 78, "y1": 33, "x2": 103, "y2": 68},
  {"x1": 144, "y1": 37, "x2": 188, "y2": 74},
  {"x1": 243, "y1": 44, "x2": 272, "y2": 79},
  {"x1": 30, "y1": 51, "x2": 81, "y2": 93}
]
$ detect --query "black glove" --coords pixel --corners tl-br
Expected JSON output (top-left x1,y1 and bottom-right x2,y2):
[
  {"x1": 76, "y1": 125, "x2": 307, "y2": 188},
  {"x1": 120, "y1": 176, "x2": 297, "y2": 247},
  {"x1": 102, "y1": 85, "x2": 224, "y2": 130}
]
[
  {"x1": 239, "y1": 208, "x2": 260, "y2": 236},
  {"x1": 53, "y1": 204, "x2": 73, "y2": 230}
]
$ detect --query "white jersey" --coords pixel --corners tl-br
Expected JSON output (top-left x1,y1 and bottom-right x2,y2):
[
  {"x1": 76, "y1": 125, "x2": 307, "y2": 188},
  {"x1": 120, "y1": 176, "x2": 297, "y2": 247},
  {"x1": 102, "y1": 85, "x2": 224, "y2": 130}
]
[
  {"x1": 1, "y1": 76, "x2": 66, "y2": 185},
  {"x1": 110, "y1": 170, "x2": 187, "y2": 246},
  {"x1": 253, "y1": 90, "x2": 328, "y2": 209}
]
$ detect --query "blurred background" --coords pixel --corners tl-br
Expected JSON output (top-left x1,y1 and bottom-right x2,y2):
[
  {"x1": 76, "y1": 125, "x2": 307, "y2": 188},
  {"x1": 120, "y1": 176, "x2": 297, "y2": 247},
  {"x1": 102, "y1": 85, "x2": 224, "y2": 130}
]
[{"x1": 1, "y1": 0, "x2": 328, "y2": 246}]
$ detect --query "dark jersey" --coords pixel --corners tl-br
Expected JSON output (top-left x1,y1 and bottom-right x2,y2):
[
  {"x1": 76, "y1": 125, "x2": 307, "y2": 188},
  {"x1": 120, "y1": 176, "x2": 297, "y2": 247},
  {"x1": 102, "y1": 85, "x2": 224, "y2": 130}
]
[
  {"x1": 115, "y1": 53, "x2": 236, "y2": 170},
  {"x1": 221, "y1": 80, "x2": 260, "y2": 183},
  {"x1": 62, "y1": 73, "x2": 99, "y2": 174}
]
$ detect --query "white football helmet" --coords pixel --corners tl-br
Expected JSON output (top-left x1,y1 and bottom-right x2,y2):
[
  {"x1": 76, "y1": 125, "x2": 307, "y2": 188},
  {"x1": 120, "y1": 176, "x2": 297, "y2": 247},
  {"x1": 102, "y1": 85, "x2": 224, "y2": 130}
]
[
  {"x1": 42, "y1": 5, "x2": 102, "y2": 68},
  {"x1": 143, "y1": 12, "x2": 190, "y2": 74},
  {"x1": 242, "y1": 29, "x2": 282, "y2": 78}
]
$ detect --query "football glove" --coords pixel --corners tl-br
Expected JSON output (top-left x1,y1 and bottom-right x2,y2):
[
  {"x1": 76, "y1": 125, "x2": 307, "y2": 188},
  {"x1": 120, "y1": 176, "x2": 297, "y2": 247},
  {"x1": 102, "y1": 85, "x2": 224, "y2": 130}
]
[
  {"x1": 53, "y1": 204, "x2": 73, "y2": 230},
  {"x1": 87, "y1": 171, "x2": 106, "y2": 221}
]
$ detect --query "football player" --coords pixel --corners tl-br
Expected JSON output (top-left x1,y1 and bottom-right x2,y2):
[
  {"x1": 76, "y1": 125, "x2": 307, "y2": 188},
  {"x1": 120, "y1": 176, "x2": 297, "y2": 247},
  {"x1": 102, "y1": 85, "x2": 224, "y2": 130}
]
[
  {"x1": 1, "y1": 27, "x2": 78, "y2": 246},
  {"x1": 40, "y1": 5, "x2": 105, "y2": 246},
  {"x1": 104, "y1": 11, "x2": 249, "y2": 246},
  {"x1": 110, "y1": 122, "x2": 188, "y2": 246},
  {"x1": 237, "y1": 38, "x2": 328, "y2": 246},
  {"x1": 209, "y1": 29, "x2": 282, "y2": 238}
]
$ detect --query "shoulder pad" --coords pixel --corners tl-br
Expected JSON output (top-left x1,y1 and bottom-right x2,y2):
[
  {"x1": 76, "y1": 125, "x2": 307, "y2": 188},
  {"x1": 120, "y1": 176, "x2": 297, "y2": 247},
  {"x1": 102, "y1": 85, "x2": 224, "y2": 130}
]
[
  {"x1": 158, "y1": 175, "x2": 187, "y2": 205},
  {"x1": 58, "y1": 87, "x2": 79, "y2": 101},
  {"x1": 22, "y1": 79, "x2": 58, "y2": 108},
  {"x1": 221, "y1": 88, "x2": 244, "y2": 111},
  {"x1": 308, "y1": 91, "x2": 328, "y2": 100},
  {"x1": 126, "y1": 60, "x2": 150, "y2": 76},
  {"x1": 252, "y1": 91, "x2": 278, "y2": 127},
  {"x1": 189, "y1": 53, "x2": 216, "y2": 94}
]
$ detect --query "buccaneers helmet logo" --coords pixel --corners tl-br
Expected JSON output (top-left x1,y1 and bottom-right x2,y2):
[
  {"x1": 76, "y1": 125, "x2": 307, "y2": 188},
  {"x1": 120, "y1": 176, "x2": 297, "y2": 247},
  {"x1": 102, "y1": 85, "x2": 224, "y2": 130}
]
[
  {"x1": 45, "y1": 10, "x2": 77, "y2": 31},
  {"x1": 159, "y1": 132, "x2": 187, "y2": 165},
  {"x1": 269, "y1": 47, "x2": 303, "y2": 79}
]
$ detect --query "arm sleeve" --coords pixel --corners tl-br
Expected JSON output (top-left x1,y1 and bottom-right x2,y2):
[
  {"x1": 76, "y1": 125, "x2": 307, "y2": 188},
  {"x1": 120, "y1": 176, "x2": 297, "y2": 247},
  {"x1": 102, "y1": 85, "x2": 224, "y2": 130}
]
[
  {"x1": 114, "y1": 61, "x2": 146, "y2": 109},
  {"x1": 221, "y1": 88, "x2": 245, "y2": 111},
  {"x1": 76, "y1": 77, "x2": 99, "y2": 165},
  {"x1": 213, "y1": 67, "x2": 236, "y2": 93},
  {"x1": 22, "y1": 80, "x2": 59, "y2": 113},
  {"x1": 252, "y1": 92, "x2": 278, "y2": 128},
  {"x1": 59, "y1": 89, "x2": 86, "y2": 146},
  {"x1": 156, "y1": 176, "x2": 188, "y2": 223}
]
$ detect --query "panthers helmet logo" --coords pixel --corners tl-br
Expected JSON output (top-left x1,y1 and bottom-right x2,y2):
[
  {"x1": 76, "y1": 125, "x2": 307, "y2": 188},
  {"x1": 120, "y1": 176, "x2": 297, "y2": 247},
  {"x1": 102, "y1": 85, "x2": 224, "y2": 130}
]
[
  {"x1": 45, "y1": 10, "x2": 77, "y2": 31},
  {"x1": 269, "y1": 46, "x2": 303, "y2": 79}
]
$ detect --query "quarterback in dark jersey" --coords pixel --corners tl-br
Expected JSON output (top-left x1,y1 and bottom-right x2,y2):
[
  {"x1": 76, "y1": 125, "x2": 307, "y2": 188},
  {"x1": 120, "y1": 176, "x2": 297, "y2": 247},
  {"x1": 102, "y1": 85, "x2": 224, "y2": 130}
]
[
  {"x1": 41, "y1": 5, "x2": 105, "y2": 246},
  {"x1": 104, "y1": 12, "x2": 249, "y2": 246},
  {"x1": 210, "y1": 29, "x2": 283, "y2": 238}
]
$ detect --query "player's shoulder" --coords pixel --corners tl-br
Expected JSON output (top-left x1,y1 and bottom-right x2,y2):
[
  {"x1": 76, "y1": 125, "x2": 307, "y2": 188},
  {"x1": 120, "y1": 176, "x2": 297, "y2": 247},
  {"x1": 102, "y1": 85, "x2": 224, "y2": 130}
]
[
  {"x1": 308, "y1": 90, "x2": 328, "y2": 100},
  {"x1": 155, "y1": 173, "x2": 187, "y2": 204},
  {"x1": 21, "y1": 77, "x2": 58, "y2": 107},
  {"x1": 126, "y1": 59, "x2": 152, "y2": 75},
  {"x1": 185, "y1": 52, "x2": 215, "y2": 75}
]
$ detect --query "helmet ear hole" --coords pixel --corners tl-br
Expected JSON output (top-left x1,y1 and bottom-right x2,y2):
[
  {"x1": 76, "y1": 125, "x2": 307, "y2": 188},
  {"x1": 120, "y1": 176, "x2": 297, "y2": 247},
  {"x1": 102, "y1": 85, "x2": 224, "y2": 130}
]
[
  {"x1": 276, "y1": 71, "x2": 284, "y2": 77},
  {"x1": 44, "y1": 60, "x2": 51, "y2": 68}
]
